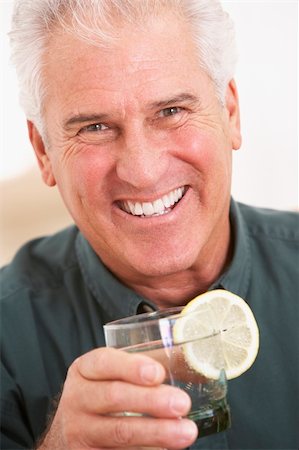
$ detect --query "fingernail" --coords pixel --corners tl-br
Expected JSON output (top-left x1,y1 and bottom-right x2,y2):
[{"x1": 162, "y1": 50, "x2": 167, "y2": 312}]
[
  {"x1": 140, "y1": 363, "x2": 161, "y2": 383},
  {"x1": 170, "y1": 392, "x2": 191, "y2": 415}
]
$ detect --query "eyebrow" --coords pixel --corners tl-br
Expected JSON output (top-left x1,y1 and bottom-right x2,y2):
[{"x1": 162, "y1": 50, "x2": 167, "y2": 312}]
[
  {"x1": 64, "y1": 114, "x2": 109, "y2": 129},
  {"x1": 149, "y1": 93, "x2": 200, "y2": 109},
  {"x1": 63, "y1": 92, "x2": 200, "y2": 129}
]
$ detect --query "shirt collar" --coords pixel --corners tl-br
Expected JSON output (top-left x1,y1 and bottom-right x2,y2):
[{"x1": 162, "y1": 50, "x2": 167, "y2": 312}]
[
  {"x1": 75, "y1": 232, "x2": 156, "y2": 323},
  {"x1": 75, "y1": 198, "x2": 251, "y2": 320},
  {"x1": 211, "y1": 198, "x2": 252, "y2": 299}
]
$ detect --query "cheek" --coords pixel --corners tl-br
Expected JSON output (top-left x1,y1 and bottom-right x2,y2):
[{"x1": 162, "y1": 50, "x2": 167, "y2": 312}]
[
  {"x1": 175, "y1": 128, "x2": 223, "y2": 170},
  {"x1": 54, "y1": 146, "x2": 115, "y2": 200},
  {"x1": 170, "y1": 127, "x2": 233, "y2": 207}
]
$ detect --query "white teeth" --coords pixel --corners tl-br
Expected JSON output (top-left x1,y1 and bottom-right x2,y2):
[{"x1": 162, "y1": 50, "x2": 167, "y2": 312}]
[
  {"x1": 169, "y1": 191, "x2": 175, "y2": 206},
  {"x1": 143, "y1": 202, "x2": 154, "y2": 216},
  {"x1": 153, "y1": 199, "x2": 164, "y2": 214},
  {"x1": 121, "y1": 186, "x2": 186, "y2": 217},
  {"x1": 134, "y1": 202, "x2": 143, "y2": 215},
  {"x1": 127, "y1": 201, "x2": 135, "y2": 215},
  {"x1": 174, "y1": 189, "x2": 179, "y2": 203},
  {"x1": 162, "y1": 193, "x2": 171, "y2": 208}
]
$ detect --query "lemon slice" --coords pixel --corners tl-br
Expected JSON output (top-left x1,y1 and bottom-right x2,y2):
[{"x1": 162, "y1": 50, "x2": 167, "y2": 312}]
[{"x1": 173, "y1": 289, "x2": 259, "y2": 380}]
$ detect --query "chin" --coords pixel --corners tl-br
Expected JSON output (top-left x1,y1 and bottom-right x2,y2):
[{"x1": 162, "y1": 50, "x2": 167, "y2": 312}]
[{"x1": 128, "y1": 250, "x2": 198, "y2": 278}]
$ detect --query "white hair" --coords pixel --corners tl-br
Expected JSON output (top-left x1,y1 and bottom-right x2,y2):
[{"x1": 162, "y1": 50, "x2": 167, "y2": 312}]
[{"x1": 9, "y1": 0, "x2": 237, "y2": 134}]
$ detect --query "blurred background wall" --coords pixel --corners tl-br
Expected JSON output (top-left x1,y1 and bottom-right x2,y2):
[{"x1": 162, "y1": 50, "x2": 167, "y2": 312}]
[{"x1": 1, "y1": 0, "x2": 298, "y2": 266}]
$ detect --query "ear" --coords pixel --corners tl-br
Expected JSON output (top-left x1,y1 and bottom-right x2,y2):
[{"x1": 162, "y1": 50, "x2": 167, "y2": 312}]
[
  {"x1": 27, "y1": 120, "x2": 56, "y2": 187},
  {"x1": 225, "y1": 79, "x2": 242, "y2": 150}
]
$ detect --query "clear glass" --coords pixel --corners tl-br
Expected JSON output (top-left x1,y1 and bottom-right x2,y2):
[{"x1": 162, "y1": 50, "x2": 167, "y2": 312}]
[{"x1": 104, "y1": 307, "x2": 231, "y2": 439}]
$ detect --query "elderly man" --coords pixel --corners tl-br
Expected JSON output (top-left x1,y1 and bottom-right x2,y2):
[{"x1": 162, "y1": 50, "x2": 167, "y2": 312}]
[{"x1": 1, "y1": 0, "x2": 298, "y2": 449}]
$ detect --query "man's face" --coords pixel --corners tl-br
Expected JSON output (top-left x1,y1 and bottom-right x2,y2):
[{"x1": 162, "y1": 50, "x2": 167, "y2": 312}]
[{"x1": 32, "y1": 15, "x2": 241, "y2": 283}]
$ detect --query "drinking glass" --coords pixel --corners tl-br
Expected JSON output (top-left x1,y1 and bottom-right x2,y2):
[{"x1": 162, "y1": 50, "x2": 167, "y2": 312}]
[{"x1": 104, "y1": 307, "x2": 231, "y2": 439}]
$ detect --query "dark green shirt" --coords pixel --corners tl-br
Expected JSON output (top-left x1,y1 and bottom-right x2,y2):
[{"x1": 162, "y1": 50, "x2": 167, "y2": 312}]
[{"x1": 1, "y1": 199, "x2": 298, "y2": 449}]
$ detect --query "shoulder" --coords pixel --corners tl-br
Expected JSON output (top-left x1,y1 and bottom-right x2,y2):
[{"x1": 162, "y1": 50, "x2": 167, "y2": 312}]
[
  {"x1": 235, "y1": 202, "x2": 299, "y2": 282},
  {"x1": 0, "y1": 225, "x2": 80, "y2": 301},
  {"x1": 237, "y1": 201, "x2": 299, "y2": 243}
]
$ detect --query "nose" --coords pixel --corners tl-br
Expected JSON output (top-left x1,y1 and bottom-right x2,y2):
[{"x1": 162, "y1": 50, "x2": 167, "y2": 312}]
[{"x1": 115, "y1": 127, "x2": 170, "y2": 189}]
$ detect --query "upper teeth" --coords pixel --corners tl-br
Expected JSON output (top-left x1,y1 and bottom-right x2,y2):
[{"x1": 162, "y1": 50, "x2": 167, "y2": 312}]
[{"x1": 121, "y1": 187, "x2": 185, "y2": 217}]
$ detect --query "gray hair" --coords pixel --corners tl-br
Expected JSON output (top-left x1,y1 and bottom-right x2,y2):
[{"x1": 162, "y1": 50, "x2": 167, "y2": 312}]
[{"x1": 9, "y1": 0, "x2": 237, "y2": 134}]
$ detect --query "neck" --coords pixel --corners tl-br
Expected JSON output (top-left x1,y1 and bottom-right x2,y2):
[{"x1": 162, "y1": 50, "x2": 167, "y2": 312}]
[{"x1": 118, "y1": 222, "x2": 233, "y2": 309}]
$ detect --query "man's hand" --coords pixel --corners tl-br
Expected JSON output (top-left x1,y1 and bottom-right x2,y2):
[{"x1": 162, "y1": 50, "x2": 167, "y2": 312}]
[{"x1": 38, "y1": 348, "x2": 198, "y2": 449}]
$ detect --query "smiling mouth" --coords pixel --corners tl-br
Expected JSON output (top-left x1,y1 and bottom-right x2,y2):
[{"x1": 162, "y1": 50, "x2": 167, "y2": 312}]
[{"x1": 118, "y1": 186, "x2": 187, "y2": 218}]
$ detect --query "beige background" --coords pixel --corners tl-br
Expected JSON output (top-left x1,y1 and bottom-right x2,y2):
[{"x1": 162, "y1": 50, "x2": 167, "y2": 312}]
[{"x1": 0, "y1": 169, "x2": 73, "y2": 266}]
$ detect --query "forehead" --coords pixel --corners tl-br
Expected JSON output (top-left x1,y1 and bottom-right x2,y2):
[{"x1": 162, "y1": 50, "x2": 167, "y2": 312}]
[{"x1": 43, "y1": 14, "x2": 211, "y2": 112}]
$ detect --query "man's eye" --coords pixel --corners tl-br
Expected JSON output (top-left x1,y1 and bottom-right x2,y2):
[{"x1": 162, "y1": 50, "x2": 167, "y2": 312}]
[
  {"x1": 77, "y1": 122, "x2": 116, "y2": 143},
  {"x1": 160, "y1": 107, "x2": 182, "y2": 117},
  {"x1": 81, "y1": 123, "x2": 109, "y2": 133}
]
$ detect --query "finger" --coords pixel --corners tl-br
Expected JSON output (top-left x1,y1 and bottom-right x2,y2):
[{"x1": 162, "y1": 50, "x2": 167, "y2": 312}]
[
  {"x1": 76, "y1": 381, "x2": 191, "y2": 417},
  {"x1": 82, "y1": 415, "x2": 198, "y2": 449},
  {"x1": 75, "y1": 347, "x2": 166, "y2": 386}
]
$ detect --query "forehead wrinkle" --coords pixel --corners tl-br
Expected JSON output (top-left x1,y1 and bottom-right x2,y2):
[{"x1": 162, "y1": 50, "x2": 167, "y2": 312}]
[{"x1": 43, "y1": 15, "x2": 209, "y2": 129}]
